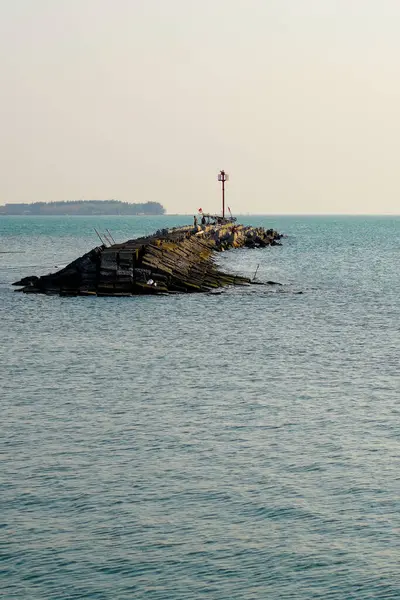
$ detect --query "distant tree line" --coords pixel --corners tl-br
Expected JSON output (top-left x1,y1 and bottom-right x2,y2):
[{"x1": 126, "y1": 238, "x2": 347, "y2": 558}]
[{"x1": 0, "y1": 200, "x2": 166, "y2": 216}]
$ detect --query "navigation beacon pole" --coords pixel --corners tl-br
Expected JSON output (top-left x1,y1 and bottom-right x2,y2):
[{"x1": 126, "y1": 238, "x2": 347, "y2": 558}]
[{"x1": 218, "y1": 170, "x2": 229, "y2": 219}]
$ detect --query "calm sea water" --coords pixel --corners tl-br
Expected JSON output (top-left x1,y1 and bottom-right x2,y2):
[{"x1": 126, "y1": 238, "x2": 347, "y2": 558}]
[{"x1": 1, "y1": 215, "x2": 399, "y2": 600}]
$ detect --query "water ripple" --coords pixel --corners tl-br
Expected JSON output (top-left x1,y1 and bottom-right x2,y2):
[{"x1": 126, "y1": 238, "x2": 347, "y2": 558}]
[{"x1": 1, "y1": 216, "x2": 399, "y2": 599}]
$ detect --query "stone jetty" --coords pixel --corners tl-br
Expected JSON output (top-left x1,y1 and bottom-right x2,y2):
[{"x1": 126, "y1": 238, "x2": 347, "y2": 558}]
[{"x1": 13, "y1": 221, "x2": 282, "y2": 296}]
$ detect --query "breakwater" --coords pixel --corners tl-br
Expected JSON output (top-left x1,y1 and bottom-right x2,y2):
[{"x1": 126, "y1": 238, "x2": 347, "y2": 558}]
[{"x1": 14, "y1": 222, "x2": 282, "y2": 296}]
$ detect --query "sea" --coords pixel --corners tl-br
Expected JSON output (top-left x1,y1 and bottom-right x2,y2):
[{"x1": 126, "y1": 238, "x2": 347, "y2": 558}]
[{"x1": 1, "y1": 215, "x2": 399, "y2": 600}]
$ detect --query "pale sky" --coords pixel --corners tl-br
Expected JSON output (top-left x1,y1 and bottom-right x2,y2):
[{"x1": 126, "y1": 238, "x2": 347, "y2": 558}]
[{"x1": 1, "y1": 0, "x2": 400, "y2": 214}]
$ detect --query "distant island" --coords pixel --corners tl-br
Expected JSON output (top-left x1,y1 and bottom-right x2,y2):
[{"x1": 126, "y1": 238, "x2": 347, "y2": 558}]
[{"x1": 0, "y1": 200, "x2": 166, "y2": 216}]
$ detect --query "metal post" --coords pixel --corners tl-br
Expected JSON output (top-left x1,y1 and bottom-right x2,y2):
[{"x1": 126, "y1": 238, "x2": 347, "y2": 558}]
[
  {"x1": 221, "y1": 170, "x2": 225, "y2": 218},
  {"x1": 218, "y1": 170, "x2": 228, "y2": 219}
]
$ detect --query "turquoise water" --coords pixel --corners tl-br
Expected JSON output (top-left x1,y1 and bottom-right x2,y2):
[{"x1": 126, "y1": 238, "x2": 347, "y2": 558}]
[{"x1": 1, "y1": 215, "x2": 399, "y2": 599}]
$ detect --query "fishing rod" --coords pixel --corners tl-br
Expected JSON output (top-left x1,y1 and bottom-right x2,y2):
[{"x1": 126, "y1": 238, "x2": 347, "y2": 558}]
[
  {"x1": 252, "y1": 264, "x2": 260, "y2": 281},
  {"x1": 94, "y1": 228, "x2": 107, "y2": 246},
  {"x1": 106, "y1": 229, "x2": 116, "y2": 244}
]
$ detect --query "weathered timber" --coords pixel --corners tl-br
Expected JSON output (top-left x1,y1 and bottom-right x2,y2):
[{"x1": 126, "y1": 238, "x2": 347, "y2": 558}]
[{"x1": 14, "y1": 222, "x2": 283, "y2": 296}]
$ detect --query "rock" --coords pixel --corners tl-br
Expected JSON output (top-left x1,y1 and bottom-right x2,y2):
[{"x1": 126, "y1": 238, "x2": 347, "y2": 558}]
[
  {"x1": 14, "y1": 222, "x2": 284, "y2": 296},
  {"x1": 12, "y1": 275, "x2": 39, "y2": 287}
]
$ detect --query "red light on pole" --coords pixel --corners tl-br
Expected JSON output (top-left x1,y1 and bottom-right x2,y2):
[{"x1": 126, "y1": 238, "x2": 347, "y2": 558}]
[{"x1": 217, "y1": 170, "x2": 229, "y2": 218}]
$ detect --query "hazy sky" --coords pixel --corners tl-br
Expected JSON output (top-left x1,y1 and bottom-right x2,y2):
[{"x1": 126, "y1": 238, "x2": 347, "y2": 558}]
[{"x1": 1, "y1": 0, "x2": 400, "y2": 214}]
